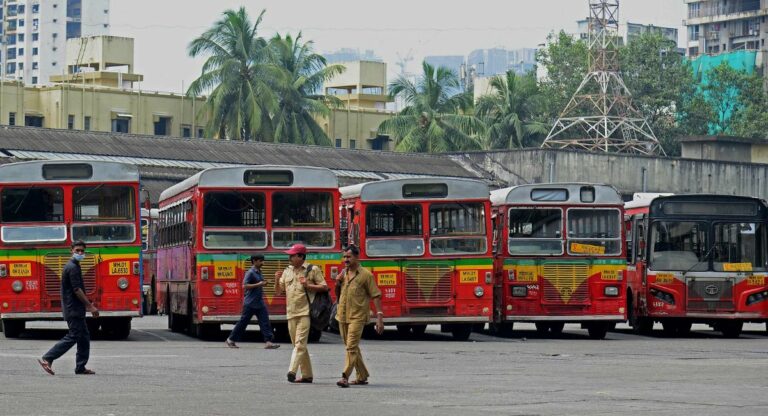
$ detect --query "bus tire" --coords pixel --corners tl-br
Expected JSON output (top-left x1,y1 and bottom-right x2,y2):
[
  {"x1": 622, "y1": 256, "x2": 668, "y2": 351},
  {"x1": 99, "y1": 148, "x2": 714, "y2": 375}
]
[
  {"x1": 86, "y1": 319, "x2": 101, "y2": 339},
  {"x1": 2, "y1": 319, "x2": 24, "y2": 338},
  {"x1": 410, "y1": 324, "x2": 427, "y2": 338},
  {"x1": 102, "y1": 318, "x2": 131, "y2": 340},
  {"x1": 549, "y1": 322, "x2": 565, "y2": 335},
  {"x1": 450, "y1": 324, "x2": 472, "y2": 341},
  {"x1": 396, "y1": 325, "x2": 412, "y2": 337},
  {"x1": 308, "y1": 328, "x2": 322, "y2": 343},
  {"x1": 676, "y1": 321, "x2": 692, "y2": 336},
  {"x1": 721, "y1": 321, "x2": 743, "y2": 338},
  {"x1": 535, "y1": 322, "x2": 550, "y2": 335},
  {"x1": 661, "y1": 320, "x2": 678, "y2": 337},
  {"x1": 587, "y1": 323, "x2": 608, "y2": 340},
  {"x1": 489, "y1": 322, "x2": 514, "y2": 337},
  {"x1": 194, "y1": 323, "x2": 219, "y2": 340}
]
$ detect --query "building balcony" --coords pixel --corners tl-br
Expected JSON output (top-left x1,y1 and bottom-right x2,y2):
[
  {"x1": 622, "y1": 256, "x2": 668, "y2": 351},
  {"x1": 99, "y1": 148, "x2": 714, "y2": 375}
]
[{"x1": 685, "y1": 2, "x2": 767, "y2": 25}]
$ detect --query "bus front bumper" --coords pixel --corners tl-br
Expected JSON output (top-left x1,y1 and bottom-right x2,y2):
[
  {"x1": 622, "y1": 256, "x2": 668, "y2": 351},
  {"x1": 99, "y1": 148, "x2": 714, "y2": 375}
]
[
  {"x1": 201, "y1": 315, "x2": 489, "y2": 324},
  {"x1": 1, "y1": 311, "x2": 141, "y2": 320},
  {"x1": 505, "y1": 314, "x2": 625, "y2": 322}
]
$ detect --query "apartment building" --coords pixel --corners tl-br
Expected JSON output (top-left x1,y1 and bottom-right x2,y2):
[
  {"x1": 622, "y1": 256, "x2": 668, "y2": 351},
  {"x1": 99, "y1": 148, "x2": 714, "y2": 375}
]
[
  {"x1": 0, "y1": 0, "x2": 109, "y2": 86},
  {"x1": 684, "y1": 0, "x2": 768, "y2": 57}
]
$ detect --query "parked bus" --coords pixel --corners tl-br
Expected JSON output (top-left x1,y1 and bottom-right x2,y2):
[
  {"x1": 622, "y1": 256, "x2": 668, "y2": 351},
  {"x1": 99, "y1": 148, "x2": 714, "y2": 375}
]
[
  {"x1": 0, "y1": 160, "x2": 142, "y2": 339},
  {"x1": 141, "y1": 207, "x2": 159, "y2": 315},
  {"x1": 625, "y1": 194, "x2": 768, "y2": 337},
  {"x1": 155, "y1": 165, "x2": 341, "y2": 340},
  {"x1": 490, "y1": 183, "x2": 626, "y2": 339},
  {"x1": 339, "y1": 177, "x2": 494, "y2": 341}
]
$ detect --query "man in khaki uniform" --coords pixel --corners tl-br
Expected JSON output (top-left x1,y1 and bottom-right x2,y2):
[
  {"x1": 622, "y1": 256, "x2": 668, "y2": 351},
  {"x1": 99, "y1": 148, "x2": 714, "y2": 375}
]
[
  {"x1": 274, "y1": 243, "x2": 328, "y2": 383},
  {"x1": 335, "y1": 245, "x2": 384, "y2": 388}
]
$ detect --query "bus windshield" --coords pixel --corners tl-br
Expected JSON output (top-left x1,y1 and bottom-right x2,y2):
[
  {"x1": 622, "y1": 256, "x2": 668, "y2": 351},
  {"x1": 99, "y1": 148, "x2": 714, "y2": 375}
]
[
  {"x1": 507, "y1": 208, "x2": 563, "y2": 255},
  {"x1": 429, "y1": 202, "x2": 486, "y2": 255},
  {"x1": 202, "y1": 191, "x2": 267, "y2": 249},
  {"x1": 567, "y1": 208, "x2": 621, "y2": 256},
  {"x1": 72, "y1": 185, "x2": 136, "y2": 244},
  {"x1": 366, "y1": 204, "x2": 424, "y2": 257},
  {"x1": 272, "y1": 192, "x2": 334, "y2": 249},
  {"x1": 712, "y1": 222, "x2": 767, "y2": 272},
  {"x1": 650, "y1": 221, "x2": 708, "y2": 271},
  {"x1": 0, "y1": 186, "x2": 66, "y2": 243}
]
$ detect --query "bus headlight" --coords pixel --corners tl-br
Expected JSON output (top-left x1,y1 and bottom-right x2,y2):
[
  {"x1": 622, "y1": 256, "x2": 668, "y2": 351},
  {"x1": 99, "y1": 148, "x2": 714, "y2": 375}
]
[
  {"x1": 511, "y1": 286, "x2": 527, "y2": 297},
  {"x1": 474, "y1": 286, "x2": 484, "y2": 298},
  {"x1": 746, "y1": 291, "x2": 768, "y2": 306},
  {"x1": 201, "y1": 267, "x2": 209, "y2": 281},
  {"x1": 212, "y1": 285, "x2": 224, "y2": 296},
  {"x1": 117, "y1": 278, "x2": 130, "y2": 290},
  {"x1": 604, "y1": 286, "x2": 619, "y2": 297},
  {"x1": 11, "y1": 280, "x2": 23, "y2": 293}
]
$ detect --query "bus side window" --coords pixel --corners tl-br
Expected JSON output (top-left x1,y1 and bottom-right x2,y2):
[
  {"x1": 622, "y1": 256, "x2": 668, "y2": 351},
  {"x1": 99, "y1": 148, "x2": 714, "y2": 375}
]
[
  {"x1": 625, "y1": 220, "x2": 632, "y2": 263},
  {"x1": 340, "y1": 207, "x2": 349, "y2": 248},
  {"x1": 635, "y1": 220, "x2": 645, "y2": 262},
  {"x1": 491, "y1": 213, "x2": 499, "y2": 255}
]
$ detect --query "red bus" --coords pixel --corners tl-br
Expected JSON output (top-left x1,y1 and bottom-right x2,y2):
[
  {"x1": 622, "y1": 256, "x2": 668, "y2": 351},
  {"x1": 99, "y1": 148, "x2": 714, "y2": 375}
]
[
  {"x1": 490, "y1": 183, "x2": 626, "y2": 339},
  {"x1": 625, "y1": 193, "x2": 768, "y2": 337},
  {"x1": 155, "y1": 165, "x2": 341, "y2": 340},
  {"x1": 0, "y1": 160, "x2": 142, "y2": 339},
  {"x1": 339, "y1": 178, "x2": 494, "y2": 341},
  {"x1": 141, "y1": 207, "x2": 159, "y2": 315}
]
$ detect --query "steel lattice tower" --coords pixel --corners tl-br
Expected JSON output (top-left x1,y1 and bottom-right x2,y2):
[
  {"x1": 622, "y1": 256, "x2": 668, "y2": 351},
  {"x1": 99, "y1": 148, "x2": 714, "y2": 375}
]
[{"x1": 540, "y1": 0, "x2": 664, "y2": 155}]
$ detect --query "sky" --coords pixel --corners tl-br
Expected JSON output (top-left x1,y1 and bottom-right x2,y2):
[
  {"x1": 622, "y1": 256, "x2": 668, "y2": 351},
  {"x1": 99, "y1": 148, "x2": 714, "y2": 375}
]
[{"x1": 109, "y1": 0, "x2": 687, "y2": 92}]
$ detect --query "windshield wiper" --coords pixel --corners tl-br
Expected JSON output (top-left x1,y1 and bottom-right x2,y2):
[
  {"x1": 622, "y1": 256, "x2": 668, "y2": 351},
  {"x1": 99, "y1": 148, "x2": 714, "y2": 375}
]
[
  {"x1": 683, "y1": 244, "x2": 716, "y2": 275},
  {"x1": 74, "y1": 184, "x2": 104, "y2": 205},
  {"x1": 12, "y1": 186, "x2": 35, "y2": 215}
]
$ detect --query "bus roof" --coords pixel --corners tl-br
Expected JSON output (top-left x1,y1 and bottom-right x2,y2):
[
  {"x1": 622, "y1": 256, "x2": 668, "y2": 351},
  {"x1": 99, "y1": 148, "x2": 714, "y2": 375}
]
[
  {"x1": 159, "y1": 165, "x2": 338, "y2": 202},
  {"x1": 623, "y1": 192, "x2": 674, "y2": 210},
  {"x1": 0, "y1": 160, "x2": 139, "y2": 184},
  {"x1": 649, "y1": 194, "x2": 768, "y2": 217},
  {"x1": 490, "y1": 183, "x2": 622, "y2": 206},
  {"x1": 340, "y1": 177, "x2": 489, "y2": 202}
]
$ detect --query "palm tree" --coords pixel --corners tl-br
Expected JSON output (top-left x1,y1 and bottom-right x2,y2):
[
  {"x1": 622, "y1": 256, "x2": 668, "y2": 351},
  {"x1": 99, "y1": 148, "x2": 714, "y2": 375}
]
[
  {"x1": 186, "y1": 8, "x2": 279, "y2": 140},
  {"x1": 475, "y1": 70, "x2": 548, "y2": 149},
  {"x1": 379, "y1": 61, "x2": 484, "y2": 153},
  {"x1": 268, "y1": 33, "x2": 345, "y2": 146}
]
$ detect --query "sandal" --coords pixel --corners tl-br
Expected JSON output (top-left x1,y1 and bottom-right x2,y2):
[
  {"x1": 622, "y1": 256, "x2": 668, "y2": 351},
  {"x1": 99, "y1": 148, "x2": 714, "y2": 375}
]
[
  {"x1": 350, "y1": 379, "x2": 368, "y2": 385},
  {"x1": 336, "y1": 378, "x2": 350, "y2": 388},
  {"x1": 37, "y1": 359, "x2": 55, "y2": 376},
  {"x1": 296, "y1": 377, "x2": 313, "y2": 383},
  {"x1": 76, "y1": 369, "x2": 96, "y2": 375},
  {"x1": 264, "y1": 343, "x2": 281, "y2": 349},
  {"x1": 225, "y1": 339, "x2": 239, "y2": 349}
]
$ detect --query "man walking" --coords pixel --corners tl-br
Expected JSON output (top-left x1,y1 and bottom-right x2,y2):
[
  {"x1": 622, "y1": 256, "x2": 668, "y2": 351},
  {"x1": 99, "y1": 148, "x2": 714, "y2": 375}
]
[
  {"x1": 274, "y1": 244, "x2": 328, "y2": 383},
  {"x1": 38, "y1": 240, "x2": 99, "y2": 375},
  {"x1": 335, "y1": 245, "x2": 384, "y2": 388},
  {"x1": 225, "y1": 255, "x2": 279, "y2": 349}
]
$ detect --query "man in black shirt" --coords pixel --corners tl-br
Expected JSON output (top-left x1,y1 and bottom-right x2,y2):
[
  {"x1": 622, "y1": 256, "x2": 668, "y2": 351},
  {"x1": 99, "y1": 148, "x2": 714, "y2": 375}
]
[
  {"x1": 225, "y1": 255, "x2": 280, "y2": 349},
  {"x1": 38, "y1": 240, "x2": 99, "y2": 375}
]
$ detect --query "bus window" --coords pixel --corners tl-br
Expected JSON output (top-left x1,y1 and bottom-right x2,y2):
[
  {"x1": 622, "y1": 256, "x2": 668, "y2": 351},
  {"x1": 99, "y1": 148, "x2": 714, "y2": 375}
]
[
  {"x1": 1, "y1": 187, "x2": 64, "y2": 222},
  {"x1": 507, "y1": 208, "x2": 563, "y2": 255},
  {"x1": 365, "y1": 204, "x2": 424, "y2": 257},
  {"x1": 649, "y1": 221, "x2": 708, "y2": 271},
  {"x1": 272, "y1": 192, "x2": 332, "y2": 227},
  {"x1": 203, "y1": 192, "x2": 265, "y2": 227},
  {"x1": 566, "y1": 208, "x2": 622, "y2": 256},
  {"x1": 712, "y1": 222, "x2": 767, "y2": 272},
  {"x1": 429, "y1": 203, "x2": 486, "y2": 255},
  {"x1": 72, "y1": 185, "x2": 136, "y2": 243}
]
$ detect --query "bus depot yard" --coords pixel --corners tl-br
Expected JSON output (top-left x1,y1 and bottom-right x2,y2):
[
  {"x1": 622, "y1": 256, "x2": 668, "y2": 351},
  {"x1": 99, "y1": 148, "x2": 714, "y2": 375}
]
[{"x1": 1, "y1": 316, "x2": 768, "y2": 416}]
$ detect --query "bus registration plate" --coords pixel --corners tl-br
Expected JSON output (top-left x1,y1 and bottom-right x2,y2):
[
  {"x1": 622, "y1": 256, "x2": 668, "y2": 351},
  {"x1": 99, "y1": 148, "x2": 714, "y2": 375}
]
[
  {"x1": 459, "y1": 270, "x2": 478, "y2": 283},
  {"x1": 377, "y1": 273, "x2": 397, "y2": 286},
  {"x1": 10, "y1": 263, "x2": 32, "y2": 277},
  {"x1": 110, "y1": 261, "x2": 130, "y2": 276}
]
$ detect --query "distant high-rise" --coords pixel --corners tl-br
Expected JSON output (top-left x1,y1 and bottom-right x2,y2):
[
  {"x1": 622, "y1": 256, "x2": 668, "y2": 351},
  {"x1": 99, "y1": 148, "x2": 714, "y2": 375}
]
[
  {"x1": 424, "y1": 55, "x2": 464, "y2": 76},
  {"x1": 466, "y1": 47, "x2": 537, "y2": 77},
  {"x1": 0, "y1": 0, "x2": 111, "y2": 86},
  {"x1": 323, "y1": 48, "x2": 381, "y2": 64}
]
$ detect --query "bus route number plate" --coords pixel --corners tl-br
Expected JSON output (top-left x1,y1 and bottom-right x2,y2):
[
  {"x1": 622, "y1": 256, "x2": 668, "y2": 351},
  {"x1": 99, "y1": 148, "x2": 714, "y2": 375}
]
[
  {"x1": 10, "y1": 263, "x2": 32, "y2": 277},
  {"x1": 377, "y1": 273, "x2": 397, "y2": 286},
  {"x1": 110, "y1": 261, "x2": 130, "y2": 276},
  {"x1": 459, "y1": 270, "x2": 478, "y2": 283}
]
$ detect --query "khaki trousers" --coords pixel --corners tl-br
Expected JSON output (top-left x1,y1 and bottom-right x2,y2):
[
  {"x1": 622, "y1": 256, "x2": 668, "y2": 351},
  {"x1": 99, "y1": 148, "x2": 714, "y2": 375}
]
[
  {"x1": 340, "y1": 321, "x2": 369, "y2": 381},
  {"x1": 288, "y1": 316, "x2": 312, "y2": 378}
]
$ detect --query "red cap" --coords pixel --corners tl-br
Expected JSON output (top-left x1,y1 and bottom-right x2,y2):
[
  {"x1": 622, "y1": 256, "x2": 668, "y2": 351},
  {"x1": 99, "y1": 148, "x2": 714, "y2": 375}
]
[{"x1": 284, "y1": 243, "x2": 307, "y2": 255}]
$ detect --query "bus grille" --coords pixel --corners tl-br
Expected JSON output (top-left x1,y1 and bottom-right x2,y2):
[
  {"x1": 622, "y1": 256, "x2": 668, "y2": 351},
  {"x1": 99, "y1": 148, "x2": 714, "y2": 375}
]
[
  {"x1": 259, "y1": 259, "x2": 289, "y2": 299},
  {"x1": 404, "y1": 264, "x2": 452, "y2": 303},
  {"x1": 43, "y1": 254, "x2": 97, "y2": 296},
  {"x1": 542, "y1": 263, "x2": 590, "y2": 304},
  {"x1": 687, "y1": 280, "x2": 734, "y2": 311}
]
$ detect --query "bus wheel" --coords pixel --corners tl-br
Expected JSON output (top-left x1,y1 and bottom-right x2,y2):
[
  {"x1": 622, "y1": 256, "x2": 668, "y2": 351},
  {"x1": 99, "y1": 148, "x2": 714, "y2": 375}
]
[
  {"x1": 535, "y1": 323, "x2": 550, "y2": 335},
  {"x1": 489, "y1": 322, "x2": 514, "y2": 337},
  {"x1": 451, "y1": 325, "x2": 472, "y2": 341},
  {"x1": 549, "y1": 322, "x2": 565, "y2": 336},
  {"x1": 410, "y1": 324, "x2": 427, "y2": 338},
  {"x1": 2, "y1": 320, "x2": 24, "y2": 338},
  {"x1": 308, "y1": 328, "x2": 322, "y2": 343},
  {"x1": 86, "y1": 319, "x2": 101, "y2": 339},
  {"x1": 194, "y1": 323, "x2": 220, "y2": 340},
  {"x1": 721, "y1": 321, "x2": 743, "y2": 338},
  {"x1": 677, "y1": 322, "x2": 692, "y2": 336},
  {"x1": 586, "y1": 323, "x2": 609, "y2": 340},
  {"x1": 103, "y1": 318, "x2": 131, "y2": 340},
  {"x1": 396, "y1": 325, "x2": 412, "y2": 337},
  {"x1": 661, "y1": 321, "x2": 678, "y2": 337},
  {"x1": 273, "y1": 323, "x2": 290, "y2": 343}
]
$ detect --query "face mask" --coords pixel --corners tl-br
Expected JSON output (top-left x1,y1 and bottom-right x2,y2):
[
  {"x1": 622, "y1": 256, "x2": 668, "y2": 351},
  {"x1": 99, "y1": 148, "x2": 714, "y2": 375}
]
[{"x1": 73, "y1": 253, "x2": 85, "y2": 261}]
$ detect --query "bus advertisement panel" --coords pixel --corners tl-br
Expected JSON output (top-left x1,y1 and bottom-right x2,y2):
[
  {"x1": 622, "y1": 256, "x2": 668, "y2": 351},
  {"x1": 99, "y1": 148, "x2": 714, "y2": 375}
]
[
  {"x1": 339, "y1": 178, "x2": 494, "y2": 341},
  {"x1": 0, "y1": 160, "x2": 142, "y2": 339},
  {"x1": 490, "y1": 183, "x2": 626, "y2": 339},
  {"x1": 625, "y1": 194, "x2": 768, "y2": 337},
  {"x1": 155, "y1": 165, "x2": 341, "y2": 340}
]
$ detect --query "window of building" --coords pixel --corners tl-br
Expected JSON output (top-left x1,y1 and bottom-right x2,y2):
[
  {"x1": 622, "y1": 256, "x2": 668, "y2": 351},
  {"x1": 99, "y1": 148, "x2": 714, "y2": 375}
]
[
  {"x1": 349, "y1": 139, "x2": 356, "y2": 149},
  {"x1": 32, "y1": 62, "x2": 38, "y2": 69},
  {"x1": 112, "y1": 117, "x2": 131, "y2": 133},
  {"x1": 18, "y1": 34, "x2": 24, "y2": 42},
  {"x1": 18, "y1": 19, "x2": 24, "y2": 27},
  {"x1": 18, "y1": 48, "x2": 23, "y2": 56},
  {"x1": 7, "y1": 48, "x2": 16, "y2": 60},
  {"x1": 53, "y1": 18, "x2": 57, "y2": 23},
  {"x1": 52, "y1": 61, "x2": 57, "y2": 67},
  {"x1": 84, "y1": 116, "x2": 91, "y2": 131},
  {"x1": 9, "y1": 112, "x2": 16, "y2": 126},
  {"x1": 335, "y1": 138, "x2": 342, "y2": 148},
  {"x1": 197, "y1": 128, "x2": 204, "y2": 138},
  {"x1": 17, "y1": 5, "x2": 25, "y2": 14},
  {"x1": 32, "y1": 47, "x2": 38, "y2": 56},
  {"x1": 68, "y1": 115, "x2": 75, "y2": 130},
  {"x1": 25, "y1": 115, "x2": 43, "y2": 127},
  {"x1": 32, "y1": 4, "x2": 39, "y2": 14},
  {"x1": 6, "y1": 34, "x2": 16, "y2": 45},
  {"x1": 32, "y1": 33, "x2": 38, "y2": 41},
  {"x1": 7, "y1": 5, "x2": 17, "y2": 16},
  {"x1": 31, "y1": 76, "x2": 38, "y2": 84},
  {"x1": 181, "y1": 125, "x2": 191, "y2": 138},
  {"x1": 153, "y1": 116, "x2": 171, "y2": 136},
  {"x1": 18, "y1": 63, "x2": 23, "y2": 71},
  {"x1": 32, "y1": 18, "x2": 39, "y2": 31},
  {"x1": 6, "y1": 63, "x2": 16, "y2": 74}
]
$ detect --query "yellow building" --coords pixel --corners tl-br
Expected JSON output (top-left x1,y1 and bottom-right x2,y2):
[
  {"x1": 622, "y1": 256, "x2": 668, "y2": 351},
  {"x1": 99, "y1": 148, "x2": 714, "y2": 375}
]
[
  {"x1": 319, "y1": 60, "x2": 395, "y2": 150},
  {"x1": 0, "y1": 36, "x2": 208, "y2": 137}
]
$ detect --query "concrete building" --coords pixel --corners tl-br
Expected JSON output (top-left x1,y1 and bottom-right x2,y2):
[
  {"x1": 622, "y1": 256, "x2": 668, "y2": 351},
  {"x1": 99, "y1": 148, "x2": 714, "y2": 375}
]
[
  {"x1": 466, "y1": 48, "x2": 537, "y2": 77},
  {"x1": 576, "y1": 18, "x2": 678, "y2": 47},
  {"x1": 680, "y1": 135, "x2": 768, "y2": 164},
  {"x1": 683, "y1": 0, "x2": 767, "y2": 58},
  {"x1": 424, "y1": 55, "x2": 465, "y2": 78},
  {"x1": 0, "y1": 0, "x2": 110, "y2": 86},
  {"x1": 323, "y1": 48, "x2": 381, "y2": 64},
  {"x1": 320, "y1": 60, "x2": 394, "y2": 150},
  {"x1": 0, "y1": 35, "x2": 207, "y2": 136}
]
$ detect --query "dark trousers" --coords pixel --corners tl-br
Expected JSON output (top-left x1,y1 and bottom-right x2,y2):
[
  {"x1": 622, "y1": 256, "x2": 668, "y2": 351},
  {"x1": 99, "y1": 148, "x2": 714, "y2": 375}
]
[
  {"x1": 43, "y1": 317, "x2": 90, "y2": 373},
  {"x1": 228, "y1": 304, "x2": 274, "y2": 342}
]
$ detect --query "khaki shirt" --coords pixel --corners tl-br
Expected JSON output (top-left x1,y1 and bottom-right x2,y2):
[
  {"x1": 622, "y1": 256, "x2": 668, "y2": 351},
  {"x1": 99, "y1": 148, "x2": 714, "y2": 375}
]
[
  {"x1": 279, "y1": 262, "x2": 327, "y2": 320},
  {"x1": 336, "y1": 266, "x2": 381, "y2": 324}
]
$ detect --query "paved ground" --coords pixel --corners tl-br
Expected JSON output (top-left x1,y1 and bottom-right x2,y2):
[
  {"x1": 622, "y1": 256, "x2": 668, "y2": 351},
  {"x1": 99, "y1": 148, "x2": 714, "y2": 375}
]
[{"x1": 1, "y1": 317, "x2": 768, "y2": 416}]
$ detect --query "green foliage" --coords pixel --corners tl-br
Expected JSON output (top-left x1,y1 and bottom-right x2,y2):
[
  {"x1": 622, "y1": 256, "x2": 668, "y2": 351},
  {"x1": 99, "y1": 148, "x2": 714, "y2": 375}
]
[
  {"x1": 702, "y1": 62, "x2": 766, "y2": 137},
  {"x1": 379, "y1": 61, "x2": 484, "y2": 152},
  {"x1": 536, "y1": 31, "x2": 589, "y2": 119}
]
